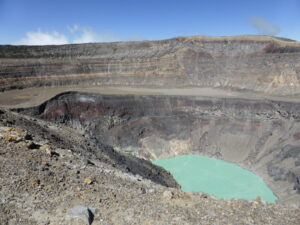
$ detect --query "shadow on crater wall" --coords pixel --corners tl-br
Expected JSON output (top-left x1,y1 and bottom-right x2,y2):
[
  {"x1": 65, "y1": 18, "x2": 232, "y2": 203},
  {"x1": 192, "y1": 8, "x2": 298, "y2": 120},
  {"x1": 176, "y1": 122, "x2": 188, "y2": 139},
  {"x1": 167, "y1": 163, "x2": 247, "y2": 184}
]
[{"x1": 17, "y1": 91, "x2": 300, "y2": 207}]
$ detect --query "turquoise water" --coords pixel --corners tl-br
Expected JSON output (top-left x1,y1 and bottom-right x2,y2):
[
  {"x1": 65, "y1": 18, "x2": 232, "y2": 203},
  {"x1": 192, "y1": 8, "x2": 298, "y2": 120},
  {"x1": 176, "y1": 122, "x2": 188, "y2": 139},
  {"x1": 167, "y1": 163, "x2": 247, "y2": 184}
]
[{"x1": 153, "y1": 154, "x2": 277, "y2": 203}]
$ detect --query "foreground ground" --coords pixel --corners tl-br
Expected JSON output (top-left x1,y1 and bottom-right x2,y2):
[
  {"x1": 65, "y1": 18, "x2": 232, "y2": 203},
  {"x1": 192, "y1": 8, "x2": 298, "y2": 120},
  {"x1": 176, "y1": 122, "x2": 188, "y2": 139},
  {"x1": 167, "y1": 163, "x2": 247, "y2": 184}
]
[{"x1": 0, "y1": 109, "x2": 299, "y2": 225}]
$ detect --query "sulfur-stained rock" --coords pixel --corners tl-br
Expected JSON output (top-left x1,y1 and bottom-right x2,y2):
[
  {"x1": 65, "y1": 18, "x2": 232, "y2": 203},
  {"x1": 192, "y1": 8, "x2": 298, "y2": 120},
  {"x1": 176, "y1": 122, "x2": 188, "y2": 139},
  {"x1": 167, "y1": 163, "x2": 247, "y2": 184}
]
[
  {"x1": 84, "y1": 178, "x2": 93, "y2": 185},
  {"x1": 39, "y1": 144, "x2": 51, "y2": 153},
  {"x1": 163, "y1": 190, "x2": 173, "y2": 200}
]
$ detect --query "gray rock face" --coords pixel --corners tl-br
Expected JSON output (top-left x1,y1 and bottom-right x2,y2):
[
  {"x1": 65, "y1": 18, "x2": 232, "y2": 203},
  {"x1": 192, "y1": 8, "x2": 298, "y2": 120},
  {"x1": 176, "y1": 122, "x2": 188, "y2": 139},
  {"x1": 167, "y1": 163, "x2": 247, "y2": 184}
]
[
  {"x1": 18, "y1": 91, "x2": 300, "y2": 206},
  {"x1": 1, "y1": 36, "x2": 300, "y2": 95},
  {"x1": 66, "y1": 206, "x2": 95, "y2": 225}
]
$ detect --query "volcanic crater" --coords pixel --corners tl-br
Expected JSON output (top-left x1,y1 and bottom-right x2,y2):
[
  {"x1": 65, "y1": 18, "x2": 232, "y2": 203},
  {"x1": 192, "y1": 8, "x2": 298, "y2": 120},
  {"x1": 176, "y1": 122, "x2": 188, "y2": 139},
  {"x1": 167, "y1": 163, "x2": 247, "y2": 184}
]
[
  {"x1": 17, "y1": 91, "x2": 300, "y2": 206},
  {"x1": 1, "y1": 35, "x2": 300, "y2": 224}
]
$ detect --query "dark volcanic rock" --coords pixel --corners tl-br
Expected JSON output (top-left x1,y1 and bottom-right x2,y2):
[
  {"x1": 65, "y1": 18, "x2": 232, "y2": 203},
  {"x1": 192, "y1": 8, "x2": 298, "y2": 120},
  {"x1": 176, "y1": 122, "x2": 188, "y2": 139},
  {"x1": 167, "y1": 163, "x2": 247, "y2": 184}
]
[
  {"x1": 18, "y1": 91, "x2": 300, "y2": 207},
  {"x1": 1, "y1": 108, "x2": 178, "y2": 189}
]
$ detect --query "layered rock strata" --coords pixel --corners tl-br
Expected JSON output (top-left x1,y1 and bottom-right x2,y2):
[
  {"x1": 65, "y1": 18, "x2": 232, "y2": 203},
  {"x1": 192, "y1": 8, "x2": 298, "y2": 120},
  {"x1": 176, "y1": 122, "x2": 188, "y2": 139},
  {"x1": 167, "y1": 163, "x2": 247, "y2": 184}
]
[{"x1": 1, "y1": 36, "x2": 300, "y2": 95}]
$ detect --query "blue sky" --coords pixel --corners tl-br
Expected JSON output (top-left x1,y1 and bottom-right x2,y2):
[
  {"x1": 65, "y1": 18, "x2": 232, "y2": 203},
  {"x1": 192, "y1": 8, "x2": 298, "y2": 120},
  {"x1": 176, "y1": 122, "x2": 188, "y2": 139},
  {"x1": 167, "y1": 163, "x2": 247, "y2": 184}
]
[{"x1": 0, "y1": 0, "x2": 299, "y2": 45}]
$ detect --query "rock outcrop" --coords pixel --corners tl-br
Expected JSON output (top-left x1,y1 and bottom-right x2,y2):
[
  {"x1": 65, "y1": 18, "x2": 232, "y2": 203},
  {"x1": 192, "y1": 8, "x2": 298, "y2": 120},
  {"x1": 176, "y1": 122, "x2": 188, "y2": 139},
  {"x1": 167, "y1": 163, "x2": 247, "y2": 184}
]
[
  {"x1": 18, "y1": 91, "x2": 300, "y2": 207},
  {"x1": 1, "y1": 36, "x2": 300, "y2": 95},
  {"x1": 1, "y1": 107, "x2": 300, "y2": 225}
]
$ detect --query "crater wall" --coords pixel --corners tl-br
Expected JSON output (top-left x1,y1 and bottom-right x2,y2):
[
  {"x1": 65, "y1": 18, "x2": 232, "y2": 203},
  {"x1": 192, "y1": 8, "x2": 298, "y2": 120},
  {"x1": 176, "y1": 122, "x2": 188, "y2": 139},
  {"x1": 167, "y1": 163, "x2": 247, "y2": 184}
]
[
  {"x1": 19, "y1": 92, "x2": 300, "y2": 206},
  {"x1": 1, "y1": 36, "x2": 300, "y2": 95}
]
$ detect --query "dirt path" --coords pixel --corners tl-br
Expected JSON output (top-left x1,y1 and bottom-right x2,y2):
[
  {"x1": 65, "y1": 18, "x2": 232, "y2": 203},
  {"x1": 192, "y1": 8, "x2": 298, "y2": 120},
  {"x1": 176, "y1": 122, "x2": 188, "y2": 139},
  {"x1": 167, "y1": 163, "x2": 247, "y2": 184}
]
[{"x1": 1, "y1": 85, "x2": 300, "y2": 109}]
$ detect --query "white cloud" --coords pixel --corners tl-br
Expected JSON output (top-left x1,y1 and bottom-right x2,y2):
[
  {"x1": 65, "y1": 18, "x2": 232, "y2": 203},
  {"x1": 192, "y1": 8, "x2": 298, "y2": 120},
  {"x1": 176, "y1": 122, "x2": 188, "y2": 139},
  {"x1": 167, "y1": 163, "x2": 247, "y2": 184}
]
[
  {"x1": 67, "y1": 24, "x2": 80, "y2": 33},
  {"x1": 13, "y1": 25, "x2": 143, "y2": 45},
  {"x1": 13, "y1": 30, "x2": 69, "y2": 45},
  {"x1": 249, "y1": 17, "x2": 280, "y2": 36},
  {"x1": 73, "y1": 29, "x2": 98, "y2": 43},
  {"x1": 72, "y1": 26, "x2": 120, "y2": 43}
]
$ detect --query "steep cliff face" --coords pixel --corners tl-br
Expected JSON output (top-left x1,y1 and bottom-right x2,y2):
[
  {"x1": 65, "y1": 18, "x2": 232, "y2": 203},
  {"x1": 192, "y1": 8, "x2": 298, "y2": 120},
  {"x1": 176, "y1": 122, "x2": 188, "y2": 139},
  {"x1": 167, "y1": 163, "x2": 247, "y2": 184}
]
[
  {"x1": 19, "y1": 91, "x2": 300, "y2": 206},
  {"x1": 1, "y1": 36, "x2": 300, "y2": 95}
]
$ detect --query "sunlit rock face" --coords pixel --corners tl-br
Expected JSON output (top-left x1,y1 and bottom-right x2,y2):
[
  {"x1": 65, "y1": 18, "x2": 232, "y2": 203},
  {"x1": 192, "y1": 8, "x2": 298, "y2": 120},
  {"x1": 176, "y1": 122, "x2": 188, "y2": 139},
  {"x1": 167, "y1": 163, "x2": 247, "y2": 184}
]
[
  {"x1": 1, "y1": 36, "x2": 300, "y2": 95},
  {"x1": 19, "y1": 91, "x2": 300, "y2": 206},
  {"x1": 5, "y1": 35, "x2": 300, "y2": 208}
]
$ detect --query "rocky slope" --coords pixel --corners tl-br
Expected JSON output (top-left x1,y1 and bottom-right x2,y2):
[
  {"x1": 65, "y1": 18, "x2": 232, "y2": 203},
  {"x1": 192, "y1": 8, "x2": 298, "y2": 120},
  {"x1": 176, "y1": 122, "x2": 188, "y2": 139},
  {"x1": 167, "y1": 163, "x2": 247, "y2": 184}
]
[
  {"x1": 18, "y1": 91, "x2": 300, "y2": 207},
  {"x1": 1, "y1": 35, "x2": 300, "y2": 224},
  {"x1": 1, "y1": 109, "x2": 300, "y2": 225},
  {"x1": 1, "y1": 36, "x2": 300, "y2": 95}
]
